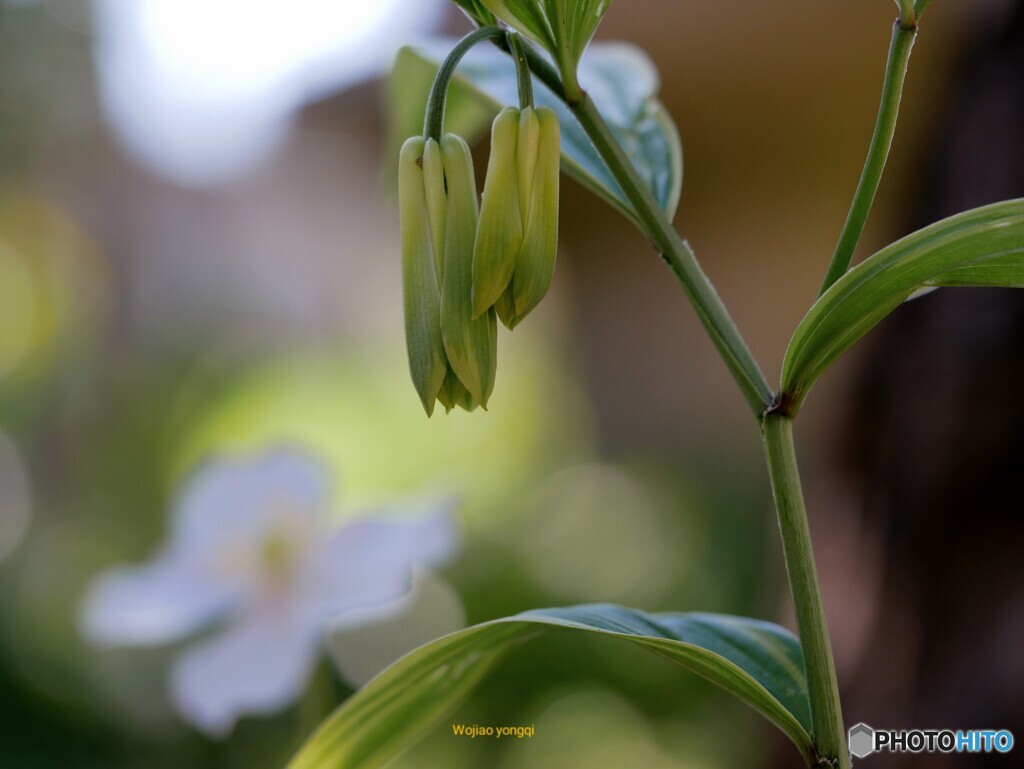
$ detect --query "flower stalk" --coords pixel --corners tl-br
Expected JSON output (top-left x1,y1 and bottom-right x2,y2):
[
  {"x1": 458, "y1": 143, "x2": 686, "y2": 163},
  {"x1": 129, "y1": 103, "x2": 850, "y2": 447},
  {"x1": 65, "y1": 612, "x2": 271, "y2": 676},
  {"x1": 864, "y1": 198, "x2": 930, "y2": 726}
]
[
  {"x1": 507, "y1": 32, "x2": 534, "y2": 110},
  {"x1": 423, "y1": 26, "x2": 507, "y2": 142}
]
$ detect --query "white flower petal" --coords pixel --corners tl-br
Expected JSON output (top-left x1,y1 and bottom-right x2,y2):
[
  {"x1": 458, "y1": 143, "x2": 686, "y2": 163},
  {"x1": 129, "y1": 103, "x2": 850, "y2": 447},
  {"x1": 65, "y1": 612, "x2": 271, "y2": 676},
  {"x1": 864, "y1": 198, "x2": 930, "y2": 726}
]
[
  {"x1": 170, "y1": 606, "x2": 320, "y2": 737},
  {"x1": 81, "y1": 556, "x2": 239, "y2": 646},
  {"x1": 304, "y1": 502, "x2": 460, "y2": 618},
  {"x1": 172, "y1": 447, "x2": 333, "y2": 559},
  {"x1": 326, "y1": 569, "x2": 465, "y2": 689}
]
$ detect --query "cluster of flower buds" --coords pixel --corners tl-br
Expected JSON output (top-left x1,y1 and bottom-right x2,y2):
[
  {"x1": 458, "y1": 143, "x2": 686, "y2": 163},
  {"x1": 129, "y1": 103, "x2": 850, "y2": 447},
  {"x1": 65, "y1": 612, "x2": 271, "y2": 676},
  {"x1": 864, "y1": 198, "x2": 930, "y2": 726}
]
[
  {"x1": 399, "y1": 134, "x2": 498, "y2": 416},
  {"x1": 399, "y1": 24, "x2": 563, "y2": 417},
  {"x1": 400, "y1": 112, "x2": 560, "y2": 417},
  {"x1": 473, "y1": 105, "x2": 560, "y2": 329}
]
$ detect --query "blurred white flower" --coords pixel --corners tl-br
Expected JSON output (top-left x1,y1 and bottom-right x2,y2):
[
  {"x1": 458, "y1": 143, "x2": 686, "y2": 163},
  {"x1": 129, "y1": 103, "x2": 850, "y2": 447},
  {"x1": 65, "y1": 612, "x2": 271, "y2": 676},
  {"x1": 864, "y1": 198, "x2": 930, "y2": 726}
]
[
  {"x1": 92, "y1": 0, "x2": 446, "y2": 185},
  {"x1": 80, "y1": 448, "x2": 458, "y2": 736}
]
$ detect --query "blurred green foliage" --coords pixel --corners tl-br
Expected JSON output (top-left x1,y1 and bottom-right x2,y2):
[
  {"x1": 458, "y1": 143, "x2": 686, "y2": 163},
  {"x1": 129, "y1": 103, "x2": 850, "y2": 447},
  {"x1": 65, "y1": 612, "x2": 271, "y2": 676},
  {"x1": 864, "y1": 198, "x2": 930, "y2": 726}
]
[{"x1": 0, "y1": 333, "x2": 778, "y2": 767}]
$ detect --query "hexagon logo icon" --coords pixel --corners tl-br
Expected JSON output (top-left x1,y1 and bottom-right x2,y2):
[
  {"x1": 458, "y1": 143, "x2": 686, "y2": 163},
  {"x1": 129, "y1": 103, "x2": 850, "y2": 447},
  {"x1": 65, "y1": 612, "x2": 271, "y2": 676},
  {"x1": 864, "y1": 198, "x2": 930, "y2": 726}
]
[{"x1": 849, "y1": 723, "x2": 876, "y2": 759}]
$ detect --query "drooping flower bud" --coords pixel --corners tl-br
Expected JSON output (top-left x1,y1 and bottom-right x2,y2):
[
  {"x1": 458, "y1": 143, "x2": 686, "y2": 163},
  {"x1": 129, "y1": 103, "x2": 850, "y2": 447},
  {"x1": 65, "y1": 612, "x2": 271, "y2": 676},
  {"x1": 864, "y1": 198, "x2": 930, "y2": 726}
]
[
  {"x1": 399, "y1": 136, "x2": 447, "y2": 416},
  {"x1": 436, "y1": 367, "x2": 478, "y2": 413},
  {"x1": 438, "y1": 134, "x2": 498, "y2": 407},
  {"x1": 472, "y1": 106, "x2": 560, "y2": 329},
  {"x1": 472, "y1": 107, "x2": 524, "y2": 316},
  {"x1": 399, "y1": 134, "x2": 497, "y2": 415},
  {"x1": 512, "y1": 105, "x2": 560, "y2": 322},
  {"x1": 493, "y1": 284, "x2": 519, "y2": 330}
]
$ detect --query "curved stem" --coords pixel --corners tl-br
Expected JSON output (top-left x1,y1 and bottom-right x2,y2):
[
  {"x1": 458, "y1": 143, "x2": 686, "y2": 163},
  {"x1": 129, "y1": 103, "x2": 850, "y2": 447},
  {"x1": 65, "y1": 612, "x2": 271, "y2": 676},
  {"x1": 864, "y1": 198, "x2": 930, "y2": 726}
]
[
  {"x1": 817, "y1": 21, "x2": 917, "y2": 297},
  {"x1": 570, "y1": 95, "x2": 773, "y2": 415},
  {"x1": 423, "y1": 26, "x2": 506, "y2": 141},
  {"x1": 487, "y1": 32, "x2": 567, "y2": 101},
  {"x1": 762, "y1": 416, "x2": 848, "y2": 769}
]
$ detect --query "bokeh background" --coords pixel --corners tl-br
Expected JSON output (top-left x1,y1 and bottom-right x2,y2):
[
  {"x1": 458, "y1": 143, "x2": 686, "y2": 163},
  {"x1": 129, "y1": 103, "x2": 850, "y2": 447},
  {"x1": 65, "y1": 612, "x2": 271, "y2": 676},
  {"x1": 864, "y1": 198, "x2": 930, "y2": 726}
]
[{"x1": 1, "y1": 0, "x2": 1021, "y2": 767}]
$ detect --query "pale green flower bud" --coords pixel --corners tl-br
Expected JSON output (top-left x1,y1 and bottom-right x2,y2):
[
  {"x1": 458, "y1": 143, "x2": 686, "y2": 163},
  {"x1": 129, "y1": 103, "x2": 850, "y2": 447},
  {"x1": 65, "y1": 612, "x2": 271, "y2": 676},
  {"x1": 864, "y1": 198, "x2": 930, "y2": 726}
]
[
  {"x1": 436, "y1": 367, "x2": 478, "y2": 414},
  {"x1": 472, "y1": 107, "x2": 523, "y2": 317},
  {"x1": 516, "y1": 106, "x2": 541, "y2": 221},
  {"x1": 512, "y1": 105, "x2": 560, "y2": 321},
  {"x1": 494, "y1": 284, "x2": 519, "y2": 330},
  {"x1": 421, "y1": 138, "x2": 448, "y2": 283},
  {"x1": 438, "y1": 134, "x2": 498, "y2": 409},
  {"x1": 399, "y1": 136, "x2": 447, "y2": 416},
  {"x1": 399, "y1": 134, "x2": 496, "y2": 415}
]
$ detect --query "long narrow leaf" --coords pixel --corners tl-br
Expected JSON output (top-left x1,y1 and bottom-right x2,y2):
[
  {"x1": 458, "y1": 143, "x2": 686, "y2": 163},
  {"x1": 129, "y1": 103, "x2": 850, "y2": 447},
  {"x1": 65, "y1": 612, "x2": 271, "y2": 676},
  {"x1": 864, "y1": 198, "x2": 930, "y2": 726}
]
[
  {"x1": 289, "y1": 604, "x2": 813, "y2": 769},
  {"x1": 781, "y1": 200, "x2": 1024, "y2": 413}
]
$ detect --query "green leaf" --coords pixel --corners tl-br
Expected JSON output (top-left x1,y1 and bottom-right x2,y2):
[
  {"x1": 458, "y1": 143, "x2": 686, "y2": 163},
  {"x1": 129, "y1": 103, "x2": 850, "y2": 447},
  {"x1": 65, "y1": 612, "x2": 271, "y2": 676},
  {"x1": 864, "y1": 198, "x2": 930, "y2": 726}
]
[
  {"x1": 391, "y1": 41, "x2": 682, "y2": 227},
  {"x1": 288, "y1": 604, "x2": 813, "y2": 769},
  {"x1": 781, "y1": 199, "x2": 1024, "y2": 413},
  {"x1": 561, "y1": 0, "x2": 614, "y2": 64},
  {"x1": 482, "y1": 1, "x2": 555, "y2": 53},
  {"x1": 451, "y1": 0, "x2": 497, "y2": 26},
  {"x1": 481, "y1": 0, "x2": 614, "y2": 81}
]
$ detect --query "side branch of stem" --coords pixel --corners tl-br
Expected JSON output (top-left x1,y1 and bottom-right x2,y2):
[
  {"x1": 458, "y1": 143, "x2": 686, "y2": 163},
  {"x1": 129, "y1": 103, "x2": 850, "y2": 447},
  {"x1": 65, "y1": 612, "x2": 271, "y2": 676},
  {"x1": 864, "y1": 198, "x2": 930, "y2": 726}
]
[{"x1": 817, "y1": 21, "x2": 917, "y2": 296}]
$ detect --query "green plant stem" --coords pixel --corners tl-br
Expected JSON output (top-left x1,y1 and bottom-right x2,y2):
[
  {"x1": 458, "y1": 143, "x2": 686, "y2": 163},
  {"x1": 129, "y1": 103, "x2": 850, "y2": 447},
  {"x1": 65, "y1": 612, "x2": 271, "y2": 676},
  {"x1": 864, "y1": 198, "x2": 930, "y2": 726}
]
[
  {"x1": 423, "y1": 26, "x2": 506, "y2": 141},
  {"x1": 762, "y1": 415, "x2": 848, "y2": 769},
  {"x1": 897, "y1": 0, "x2": 917, "y2": 28},
  {"x1": 570, "y1": 95, "x2": 773, "y2": 415},
  {"x1": 817, "y1": 20, "x2": 917, "y2": 297},
  {"x1": 507, "y1": 32, "x2": 534, "y2": 110}
]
